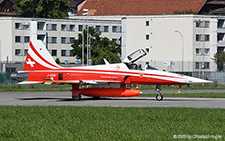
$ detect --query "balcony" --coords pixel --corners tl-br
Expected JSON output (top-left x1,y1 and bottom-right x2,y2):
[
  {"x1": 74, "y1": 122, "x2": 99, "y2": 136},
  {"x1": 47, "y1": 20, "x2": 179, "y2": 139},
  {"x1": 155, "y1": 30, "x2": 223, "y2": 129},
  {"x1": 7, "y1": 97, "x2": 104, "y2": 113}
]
[
  {"x1": 217, "y1": 28, "x2": 225, "y2": 33},
  {"x1": 217, "y1": 40, "x2": 225, "y2": 47}
]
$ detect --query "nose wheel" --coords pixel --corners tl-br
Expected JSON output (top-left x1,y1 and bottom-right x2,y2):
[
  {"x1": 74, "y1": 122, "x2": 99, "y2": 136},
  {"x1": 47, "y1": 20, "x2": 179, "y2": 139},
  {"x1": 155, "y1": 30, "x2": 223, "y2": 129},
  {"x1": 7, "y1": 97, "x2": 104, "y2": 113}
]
[
  {"x1": 156, "y1": 93, "x2": 163, "y2": 101},
  {"x1": 155, "y1": 85, "x2": 163, "y2": 101}
]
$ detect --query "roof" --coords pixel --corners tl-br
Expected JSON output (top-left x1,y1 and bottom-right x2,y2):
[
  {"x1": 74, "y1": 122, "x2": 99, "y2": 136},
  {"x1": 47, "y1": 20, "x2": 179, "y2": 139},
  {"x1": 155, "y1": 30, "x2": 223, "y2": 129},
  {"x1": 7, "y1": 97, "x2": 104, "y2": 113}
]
[
  {"x1": 0, "y1": 0, "x2": 19, "y2": 16},
  {"x1": 76, "y1": 0, "x2": 207, "y2": 16}
]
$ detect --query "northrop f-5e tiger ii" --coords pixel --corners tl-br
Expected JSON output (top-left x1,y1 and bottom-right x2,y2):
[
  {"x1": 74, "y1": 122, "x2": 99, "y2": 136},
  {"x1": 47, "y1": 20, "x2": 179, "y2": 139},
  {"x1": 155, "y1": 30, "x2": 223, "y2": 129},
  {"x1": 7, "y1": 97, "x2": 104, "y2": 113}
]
[{"x1": 11, "y1": 40, "x2": 212, "y2": 101}]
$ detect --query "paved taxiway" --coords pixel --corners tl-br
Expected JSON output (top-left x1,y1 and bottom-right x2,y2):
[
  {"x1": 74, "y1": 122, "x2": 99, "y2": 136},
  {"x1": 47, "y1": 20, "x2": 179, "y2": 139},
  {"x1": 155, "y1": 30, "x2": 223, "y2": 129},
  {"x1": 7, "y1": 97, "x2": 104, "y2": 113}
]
[{"x1": 0, "y1": 91, "x2": 225, "y2": 108}]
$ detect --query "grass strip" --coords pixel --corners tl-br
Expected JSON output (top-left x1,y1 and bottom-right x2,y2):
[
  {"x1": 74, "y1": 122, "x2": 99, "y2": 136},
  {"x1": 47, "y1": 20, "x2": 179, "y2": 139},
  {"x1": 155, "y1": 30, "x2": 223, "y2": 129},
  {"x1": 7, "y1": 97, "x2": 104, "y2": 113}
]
[{"x1": 0, "y1": 106, "x2": 224, "y2": 140}]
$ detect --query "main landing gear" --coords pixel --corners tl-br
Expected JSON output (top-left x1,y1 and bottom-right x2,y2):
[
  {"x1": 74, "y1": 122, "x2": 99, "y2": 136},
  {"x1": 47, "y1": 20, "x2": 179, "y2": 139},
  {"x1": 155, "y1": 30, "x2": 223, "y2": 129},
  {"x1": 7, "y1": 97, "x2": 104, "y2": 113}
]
[
  {"x1": 155, "y1": 85, "x2": 163, "y2": 101},
  {"x1": 71, "y1": 84, "x2": 81, "y2": 101}
]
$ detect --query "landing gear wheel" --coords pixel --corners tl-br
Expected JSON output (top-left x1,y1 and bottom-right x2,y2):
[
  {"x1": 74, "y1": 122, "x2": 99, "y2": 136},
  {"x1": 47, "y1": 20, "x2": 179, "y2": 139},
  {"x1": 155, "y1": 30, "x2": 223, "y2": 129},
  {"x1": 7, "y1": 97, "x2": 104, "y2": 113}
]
[
  {"x1": 156, "y1": 94, "x2": 163, "y2": 101},
  {"x1": 72, "y1": 94, "x2": 81, "y2": 101},
  {"x1": 93, "y1": 96, "x2": 100, "y2": 100}
]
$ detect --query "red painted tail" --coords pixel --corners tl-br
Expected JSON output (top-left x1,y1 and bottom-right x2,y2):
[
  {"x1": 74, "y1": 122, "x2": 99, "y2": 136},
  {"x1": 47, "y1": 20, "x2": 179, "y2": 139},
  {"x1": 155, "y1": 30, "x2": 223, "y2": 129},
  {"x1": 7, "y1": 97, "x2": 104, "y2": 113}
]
[{"x1": 23, "y1": 40, "x2": 62, "y2": 71}]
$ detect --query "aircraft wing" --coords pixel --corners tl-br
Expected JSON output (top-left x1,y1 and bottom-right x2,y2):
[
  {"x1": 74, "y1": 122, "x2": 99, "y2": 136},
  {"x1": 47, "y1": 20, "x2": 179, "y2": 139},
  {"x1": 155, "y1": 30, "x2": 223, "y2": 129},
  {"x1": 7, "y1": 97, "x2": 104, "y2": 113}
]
[{"x1": 44, "y1": 78, "x2": 122, "y2": 85}]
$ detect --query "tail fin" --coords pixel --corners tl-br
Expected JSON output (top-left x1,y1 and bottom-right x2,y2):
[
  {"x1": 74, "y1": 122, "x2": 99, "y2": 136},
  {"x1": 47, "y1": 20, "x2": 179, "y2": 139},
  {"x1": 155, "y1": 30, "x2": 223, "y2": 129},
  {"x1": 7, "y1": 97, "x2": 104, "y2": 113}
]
[{"x1": 23, "y1": 40, "x2": 62, "y2": 71}]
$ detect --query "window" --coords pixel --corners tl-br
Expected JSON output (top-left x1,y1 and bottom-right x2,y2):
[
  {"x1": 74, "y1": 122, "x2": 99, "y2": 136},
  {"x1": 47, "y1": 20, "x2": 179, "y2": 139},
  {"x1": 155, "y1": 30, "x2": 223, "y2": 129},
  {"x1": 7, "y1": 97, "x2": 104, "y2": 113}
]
[
  {"x1": 96, "y1": 25, "x2": 109, "y2": 32},
  {"x1": 196, "y1": 21, "x2": 210, "y2": 28},
  {"x1": 15, "y1": 49, "x2": 21, "y2": 56},
  {"x1": 15, "y1": 23, "x2": 30, "y2": 30},
  {"x1": 96, "y1": 25, "x2": 100, "y2": 32},
  {"x1": 70, "y1": 37, "x2": 75, "y2": 43},
  {"x1": 49, "y1": 50, "x2": 57, "y2": 56},
  {"x1": 205, "y1": 48, "x2": 210, "y2": 55},
  {"x1": 15, "y1": 49, "x2": 26, "y2": 56},
  {"x1": 61, "y1": 24, "x2": 66, "y2": 31},
  {"x1": 146, "y1": 21, "x2": 149, "y2": 26},
  {"x1": 112, "y1": 26, "x2": 121, "y2": 32},
  {"x1": 61, "y1": 37, "x2": 66, "y2": 43},
  {"x1": 61, "y1": 50, "x2": 73, "y2": 56},
  {"x1": 196, "y1": 48, "x2": 200, "y2": 55},
  {"x1": 52, "y1": 24, "x2": 57, "y2": 30},
  {"x1": 37, "y1": 22, "x2": 45, "y2": 30},
  {"x1": 52, "y1": 37, "x2": 57, "y2": 43},
  {"x1": 61, "y1": 50, "x2": 66, "y2": 56},
  {"x1": 15, "y1": 23, "x2": 21, "y2": 29},
  {"x1": 196, "y1": 48, "x2": 210, "y2": 55},
  {"x1": 48, "y1": 37, "x2": 57, "y2": 43},
  {"x1": 37, "y1": 35, "x2": 45, "y2": 41},
  {"x1": 196, "y1": 62, "x2": 210, "y2": 69},
  {"x1": 70, "y1": 25, "x2": 75, "y2": 31},
  {"x1": 47, "y1": 24, "x2": 57, "y2": 31},
  {"x1": 24, "y1": 49, "x2": 28, "y2": 55},
  {"x1": 15, "y1": 36, "x2": 29, "y2": 43},
  {"x1": 78, "y1": 25, "x2": 83, "y2": 31},
  {"x1": 146, "y1": 34, "x2": 149, "y2": 40},
  {"x1": 24, "y1": 36, "x2": 30, "y2": 43},
  {"x1": 62, "y1": 24, "x2": 75, "y2": 31},
  {"x1": 104, "y1": 26, "x2": 109, "y2": 32},
  {"x1": 15, "y1": 36, "x2": 21, "y2": 43},
  {"x1": 196, "y1": 34, "x2": 210, "y2": 42},
  {"x1": 70, "y1": 50, "x2": 74, "y2": 56}
]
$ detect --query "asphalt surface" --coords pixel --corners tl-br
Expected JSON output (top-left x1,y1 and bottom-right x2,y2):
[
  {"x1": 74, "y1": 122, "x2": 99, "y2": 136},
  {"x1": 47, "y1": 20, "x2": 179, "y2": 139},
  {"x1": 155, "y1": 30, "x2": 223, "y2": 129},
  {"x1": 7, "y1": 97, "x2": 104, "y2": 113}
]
[
  {"x1": 0, "y1": 91, "x2": 225, "y2": 108},
  {"x1": 141, "y1": 89, "x2": 225, "y2": 94}
]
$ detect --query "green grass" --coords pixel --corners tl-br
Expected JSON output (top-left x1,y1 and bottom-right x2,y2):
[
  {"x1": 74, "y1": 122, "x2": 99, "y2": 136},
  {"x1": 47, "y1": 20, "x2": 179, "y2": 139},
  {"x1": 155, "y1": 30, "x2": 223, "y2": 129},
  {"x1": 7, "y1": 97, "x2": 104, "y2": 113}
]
[
  {"x1": 140, "y1": 93, "x2": 225, "y2": 98},
  {"x1": 0, "y1": 84, "x2": 72, "y2": 92},
  {"x1": 0, "y1": 107, "x2": 224, "y2": 140}
]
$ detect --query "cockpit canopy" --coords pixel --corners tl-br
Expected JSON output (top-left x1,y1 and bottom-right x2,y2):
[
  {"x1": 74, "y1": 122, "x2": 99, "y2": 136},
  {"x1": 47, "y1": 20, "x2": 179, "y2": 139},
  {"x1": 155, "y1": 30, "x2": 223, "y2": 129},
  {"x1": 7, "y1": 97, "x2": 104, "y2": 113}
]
[{"x1": 122, "y1": 49, "x2": 148, "y2": 64}]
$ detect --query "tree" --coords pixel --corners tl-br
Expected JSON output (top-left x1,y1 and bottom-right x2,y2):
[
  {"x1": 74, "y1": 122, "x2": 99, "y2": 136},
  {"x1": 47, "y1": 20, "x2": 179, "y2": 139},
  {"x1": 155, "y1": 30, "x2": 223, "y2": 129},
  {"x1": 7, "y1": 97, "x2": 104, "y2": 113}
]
[
  {"x1": 213, "y1": 51, "x2": 225, "y2": 72},
  {"x1": 71, "y1": 27, "x2": 121, "y2": 65},
  {"x1": 174, "y1": 9, "x2": 197, "y2": 14},
  {"x1": 15, "y1": 0, "x2": 70, "y2": 18}
]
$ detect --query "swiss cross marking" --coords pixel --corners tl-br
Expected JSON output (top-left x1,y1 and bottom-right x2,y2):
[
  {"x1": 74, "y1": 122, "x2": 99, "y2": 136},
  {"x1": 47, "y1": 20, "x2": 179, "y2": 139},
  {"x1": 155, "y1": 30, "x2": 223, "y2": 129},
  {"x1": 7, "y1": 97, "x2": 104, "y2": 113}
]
[{"x1": 26, "y1": 59, "x2": 35, "y2": 67}]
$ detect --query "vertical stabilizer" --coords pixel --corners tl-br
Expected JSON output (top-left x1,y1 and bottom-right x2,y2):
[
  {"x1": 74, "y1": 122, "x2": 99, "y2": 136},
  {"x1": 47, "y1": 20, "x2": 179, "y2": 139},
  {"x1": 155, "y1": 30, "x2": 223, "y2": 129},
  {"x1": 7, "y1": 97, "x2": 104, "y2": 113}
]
[{"x1": 23, "y1": 40, "x2": 62, "y2": 71}]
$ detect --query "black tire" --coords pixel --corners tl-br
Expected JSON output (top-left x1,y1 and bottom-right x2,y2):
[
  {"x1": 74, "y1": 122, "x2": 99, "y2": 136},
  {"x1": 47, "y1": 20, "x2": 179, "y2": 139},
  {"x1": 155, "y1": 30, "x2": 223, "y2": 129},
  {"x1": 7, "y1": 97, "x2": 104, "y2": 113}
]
[
  {"x1": 93, "y1": 96, "x2": 100, "y2": 100},
  {"x1": 72, "y1": 94, "x2": 81, "y2": 101},
  {"x1": 156, "y1": 94, "x2": 163, "y2": 101}
]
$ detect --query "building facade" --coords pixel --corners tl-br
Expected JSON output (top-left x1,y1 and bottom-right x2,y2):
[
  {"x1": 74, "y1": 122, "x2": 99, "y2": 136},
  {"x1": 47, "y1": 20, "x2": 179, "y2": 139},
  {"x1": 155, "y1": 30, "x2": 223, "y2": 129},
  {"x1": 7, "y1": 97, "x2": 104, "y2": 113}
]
[
  {"x1": 0, "y1": 16, "x2": 121, "y2": 68},
  {"x1": 1, "y1": 15, "x2": 225, "y2": 75}
]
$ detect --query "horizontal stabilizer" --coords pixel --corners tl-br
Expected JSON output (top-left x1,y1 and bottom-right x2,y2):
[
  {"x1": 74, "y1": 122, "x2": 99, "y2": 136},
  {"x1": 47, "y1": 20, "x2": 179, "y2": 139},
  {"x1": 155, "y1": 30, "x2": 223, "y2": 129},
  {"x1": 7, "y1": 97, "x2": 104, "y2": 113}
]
[{"x1": 18, "y1": 81, "x2": 43, "y2": 85}]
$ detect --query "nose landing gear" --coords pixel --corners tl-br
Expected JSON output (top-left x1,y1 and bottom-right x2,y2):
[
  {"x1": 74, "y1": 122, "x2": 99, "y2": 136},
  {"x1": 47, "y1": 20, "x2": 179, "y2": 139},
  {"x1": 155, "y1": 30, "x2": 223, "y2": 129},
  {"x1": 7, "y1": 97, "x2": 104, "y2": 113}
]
[{"x1": 155, "y1": 85, "x2": 163, "y2": 101}]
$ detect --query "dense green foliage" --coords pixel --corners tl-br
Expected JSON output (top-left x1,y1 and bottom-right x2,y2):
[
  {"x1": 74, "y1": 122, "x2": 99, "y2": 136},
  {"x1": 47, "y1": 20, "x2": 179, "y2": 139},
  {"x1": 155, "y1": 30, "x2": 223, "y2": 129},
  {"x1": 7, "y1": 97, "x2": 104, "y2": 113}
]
[
  {"x1": 0, "y1": 107, "x2": 224, "y2": 140},
  {"x1": 15, "y1": 0, "x2": 70, "y2": 18},
  {"x1": 174, "y1": 9, "x2": 197, "y2": 14},
  {"x1": 213, "y1": 51, "x2": 225, "y2": 72},
  {"x1": 71, "y1": 27, "x2": 121, "y2": 65}
]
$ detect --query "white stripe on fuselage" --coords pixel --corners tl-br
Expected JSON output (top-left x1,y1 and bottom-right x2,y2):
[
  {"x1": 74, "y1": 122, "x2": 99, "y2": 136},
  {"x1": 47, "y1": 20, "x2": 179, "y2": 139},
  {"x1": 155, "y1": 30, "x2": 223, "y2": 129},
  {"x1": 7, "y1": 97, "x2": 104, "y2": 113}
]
[{"x1": 28, "y1": 69, "x2": 189, "y2": 84}]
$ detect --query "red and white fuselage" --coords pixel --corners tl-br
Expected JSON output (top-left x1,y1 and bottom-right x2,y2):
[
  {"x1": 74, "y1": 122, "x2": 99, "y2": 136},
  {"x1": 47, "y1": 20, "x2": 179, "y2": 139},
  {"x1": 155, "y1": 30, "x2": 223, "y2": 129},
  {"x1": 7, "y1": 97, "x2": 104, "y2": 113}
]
[{"x1": 12, "y1": 40, "x2": 212, "y2": 100}]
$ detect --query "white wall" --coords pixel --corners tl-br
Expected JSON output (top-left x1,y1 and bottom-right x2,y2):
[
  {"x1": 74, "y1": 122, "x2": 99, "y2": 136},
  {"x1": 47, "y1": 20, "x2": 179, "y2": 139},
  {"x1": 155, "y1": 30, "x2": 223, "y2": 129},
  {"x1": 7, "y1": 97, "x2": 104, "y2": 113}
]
[{"x1": 0, "y1": 17, "x2": 13, "y2": 62}]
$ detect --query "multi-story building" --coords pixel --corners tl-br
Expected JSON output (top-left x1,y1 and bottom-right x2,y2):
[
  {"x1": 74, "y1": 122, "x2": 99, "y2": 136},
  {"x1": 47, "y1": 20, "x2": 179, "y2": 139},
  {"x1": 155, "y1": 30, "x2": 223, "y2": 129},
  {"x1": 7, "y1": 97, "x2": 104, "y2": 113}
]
[
  {"x1": 1, "y1": 14, "x2": 225, "y2": 75},
  {"x1": 0, "y1": 16, "x2": 121, "y2": 68},
  {"x1": 72, "y1": 14, "x2": 225, "y2": 74}
]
